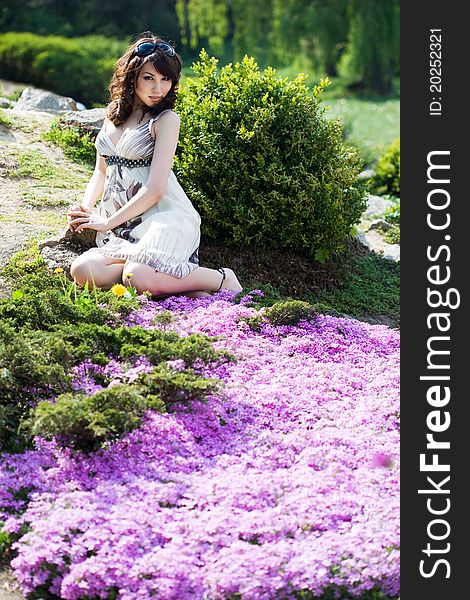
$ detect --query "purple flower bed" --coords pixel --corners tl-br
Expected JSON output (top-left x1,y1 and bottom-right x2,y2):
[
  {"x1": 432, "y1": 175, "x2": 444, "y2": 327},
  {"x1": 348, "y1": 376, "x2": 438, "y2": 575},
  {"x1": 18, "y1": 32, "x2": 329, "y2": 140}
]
[{"x1": 0, "y1": 292, "x2": 400, "y2": 599}]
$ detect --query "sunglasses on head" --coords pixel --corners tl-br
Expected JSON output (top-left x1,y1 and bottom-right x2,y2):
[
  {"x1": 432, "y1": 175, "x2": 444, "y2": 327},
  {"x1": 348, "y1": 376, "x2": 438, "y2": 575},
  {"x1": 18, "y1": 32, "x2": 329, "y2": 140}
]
[{"x1": 134, "y1": 41, "x2": 176, "y2": 58}]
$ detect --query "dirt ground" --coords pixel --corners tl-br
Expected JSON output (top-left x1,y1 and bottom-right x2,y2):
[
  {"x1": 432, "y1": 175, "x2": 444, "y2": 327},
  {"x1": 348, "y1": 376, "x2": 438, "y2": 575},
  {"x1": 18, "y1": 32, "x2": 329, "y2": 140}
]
[{"x1": 0, "y1": 100, "x2": 91, "y2": 298}]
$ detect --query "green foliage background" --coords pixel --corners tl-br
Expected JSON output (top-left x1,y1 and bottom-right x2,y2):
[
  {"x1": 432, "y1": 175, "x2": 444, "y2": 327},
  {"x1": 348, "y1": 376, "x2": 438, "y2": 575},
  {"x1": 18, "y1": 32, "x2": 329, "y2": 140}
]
[
  {"x1": 1, "y1": 0, "x2": 399, "y2": 96},
  {"x1": 0, "y1": 32, "x2": 125, "y2": 105}
]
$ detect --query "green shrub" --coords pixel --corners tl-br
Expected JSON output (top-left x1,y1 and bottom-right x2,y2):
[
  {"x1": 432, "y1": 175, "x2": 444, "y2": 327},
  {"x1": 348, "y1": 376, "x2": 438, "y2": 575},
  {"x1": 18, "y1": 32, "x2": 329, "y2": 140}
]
[
  {"x1": 27, "y1": 385, "x2": 165, "y2": 452},
  {"x1": 44, "y1": 121, "x2": 96, "y2": 167},
  {"x1": 0, "y1": 322, "x2": 73, "y2": 452},
  {"x1": 0, "y1": 32, "x2": 125, "y2": 105},
  {"x1": 174, "y1": 50, "x2": 367, "y2": 260},
  {"x1": 371, "y1": 138, "x2": 400, "y2": 197},
  {"x1": 383, "y1": 197, "x2": 400, "y2": 224},
  {"x1": 266, "y1": 300, "x2": 317, "y2": 326},
  {"x1": 239, "y1": 300, "x2": 318, "y2": 331},
  {"x1": 0, "y1": 310, "x2": 230, "y2": 451},
  {"x1": 26, "y1": 365, "x2": 221, "y2": 452}
]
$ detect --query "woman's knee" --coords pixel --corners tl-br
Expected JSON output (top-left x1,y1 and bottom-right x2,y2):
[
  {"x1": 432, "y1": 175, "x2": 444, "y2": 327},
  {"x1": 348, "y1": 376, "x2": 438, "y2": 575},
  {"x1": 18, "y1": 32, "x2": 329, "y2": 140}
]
[
  {"x1": 123, "y1": 261, "x2": 163, "y2": 295},
  {"x1": 70, "y1": 254, "x2": 94, "y2": 287},
  {"x1": 71, "y1": 252, "x2": 122, "y2": 288}
]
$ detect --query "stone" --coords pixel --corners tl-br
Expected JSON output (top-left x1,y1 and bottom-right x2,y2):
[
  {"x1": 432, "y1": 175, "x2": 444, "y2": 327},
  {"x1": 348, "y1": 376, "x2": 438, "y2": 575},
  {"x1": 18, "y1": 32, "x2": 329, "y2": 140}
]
[
  {"x1": 60, "y1": 108, "x2": 106, "y2": 137},
  {"x1": 362, "y1": 194, "x2": 395, "y2": 219},
  {"x1": 354, "y1": 230, "x2": 372, "y2": 251},
  {"x1": 0, "y1": 123, "x2": 16, "y2": 142},
  {"x1": 0, "y1": 97, "x2": 13, "y2": 108},
  {"x1": 368, "y1": 218, "x2": 392, "y2": 232},
  {"x1": 382, "y1": 244, "x2": 400, "y2": 262},
  {"x1": 39, "y1": 228, "x2": 97, "y2": 275},
  {"x1": 13, "y1": 87, "x2": 78, "y2": 114}
]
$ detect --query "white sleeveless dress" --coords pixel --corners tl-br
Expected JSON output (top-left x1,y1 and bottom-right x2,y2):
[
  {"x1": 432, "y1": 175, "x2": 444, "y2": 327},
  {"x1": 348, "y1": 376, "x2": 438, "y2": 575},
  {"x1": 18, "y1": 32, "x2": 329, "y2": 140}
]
[{"x1": 88, "y1": 109, "x2": 201, "y2": 278}]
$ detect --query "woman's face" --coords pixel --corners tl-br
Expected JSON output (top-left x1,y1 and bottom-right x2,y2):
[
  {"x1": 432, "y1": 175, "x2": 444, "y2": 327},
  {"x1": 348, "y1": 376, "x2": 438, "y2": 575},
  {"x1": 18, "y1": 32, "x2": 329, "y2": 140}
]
[{"x1": 134, "y1": 62, "x2": 173, "y2": 108}]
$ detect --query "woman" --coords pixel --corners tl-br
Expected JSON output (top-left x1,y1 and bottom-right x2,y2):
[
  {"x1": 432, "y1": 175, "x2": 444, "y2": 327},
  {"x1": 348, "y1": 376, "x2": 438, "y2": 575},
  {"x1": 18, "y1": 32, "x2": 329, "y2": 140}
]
[{"x1": 68, "y1": 33, "x2": 242, "y2": 297}]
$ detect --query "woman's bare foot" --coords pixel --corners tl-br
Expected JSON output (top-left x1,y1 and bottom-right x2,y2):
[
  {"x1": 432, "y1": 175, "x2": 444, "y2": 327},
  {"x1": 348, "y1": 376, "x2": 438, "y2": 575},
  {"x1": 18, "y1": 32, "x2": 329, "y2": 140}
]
[{"x1": 220, "y1": 268, "x2": 243, "y2": 292}]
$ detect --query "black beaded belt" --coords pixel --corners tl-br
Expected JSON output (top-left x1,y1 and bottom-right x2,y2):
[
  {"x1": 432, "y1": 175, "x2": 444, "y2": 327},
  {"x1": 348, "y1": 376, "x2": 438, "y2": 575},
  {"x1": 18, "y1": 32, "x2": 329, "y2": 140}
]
[{"x1": 105, "y1": 156, "x2": 152, "y2": 168}]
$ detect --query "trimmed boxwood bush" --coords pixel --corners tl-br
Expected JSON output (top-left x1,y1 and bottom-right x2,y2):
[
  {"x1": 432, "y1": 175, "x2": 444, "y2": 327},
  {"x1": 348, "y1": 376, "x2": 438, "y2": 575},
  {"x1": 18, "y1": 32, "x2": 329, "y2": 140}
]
[
  {"x1": 0, "y1": 32, "x2": 125, "y2": 106},
  {"x1": 174, "y1": 50, "x2": 367, "y2": 260},
  {"x1": 371, "y1": 137, "x2": 400, "y2": 197}
]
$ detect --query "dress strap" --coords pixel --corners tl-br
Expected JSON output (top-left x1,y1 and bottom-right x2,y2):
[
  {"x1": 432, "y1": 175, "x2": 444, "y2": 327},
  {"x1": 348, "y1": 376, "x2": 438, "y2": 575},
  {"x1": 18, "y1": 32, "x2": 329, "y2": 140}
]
[{"x1": 148, "y1": 109, "x2": 172, "y2": 134}]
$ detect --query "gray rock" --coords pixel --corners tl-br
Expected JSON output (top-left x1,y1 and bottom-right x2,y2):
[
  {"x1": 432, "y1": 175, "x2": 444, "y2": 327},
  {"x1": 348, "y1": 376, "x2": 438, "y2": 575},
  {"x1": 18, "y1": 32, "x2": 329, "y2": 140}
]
[
  {"x1": 362, "y1": 194, "x2": 395, "y2": 219},
  {"x1": 0, "y1": 97, "x2": 13, "y2": 108},
  {"x1": 60, "y1": 108, "x2": 106, "y2": 136},
  {"x1": 0, "y1": 123, "x2": 16, "y2": 142},
  {"x1": 13, "y1": 87, "x2": 78, "y2": 114},
  {"x1": 354, "y1": 230, "x2": 372, "y2": 251},
  {"x1": 382, "y1": 244, "x2": 400, "y2": 262},
  {"x1": 39, "y1": 228, "x2": 97, "y2": 275},
  {"x1": 368, "y1": 218, "x2": 392, "y2": 232}
]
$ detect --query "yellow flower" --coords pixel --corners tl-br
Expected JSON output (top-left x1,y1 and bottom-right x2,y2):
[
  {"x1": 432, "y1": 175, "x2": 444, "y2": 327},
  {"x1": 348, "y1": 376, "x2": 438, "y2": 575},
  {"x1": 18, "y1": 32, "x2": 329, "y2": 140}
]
[
  {"x1": 110, "y1": 284, "x2": 127, "y2": 297},
  {"x1": 55, "y1": 267, "x2": 64, "y2": 273},
  {"x1": 124, "y1": 273, "x2": 134, "y2": 278}
]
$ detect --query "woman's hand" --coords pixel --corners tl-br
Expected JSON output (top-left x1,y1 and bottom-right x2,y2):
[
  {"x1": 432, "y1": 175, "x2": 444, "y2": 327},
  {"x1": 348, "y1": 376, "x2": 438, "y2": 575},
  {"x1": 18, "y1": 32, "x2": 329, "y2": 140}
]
[
  {"x1": 68, "y1": 209, "x2": 110, "y2": 233},
  {"x1": 67, "y1": 204, "x2": 91, "y2": 231}
]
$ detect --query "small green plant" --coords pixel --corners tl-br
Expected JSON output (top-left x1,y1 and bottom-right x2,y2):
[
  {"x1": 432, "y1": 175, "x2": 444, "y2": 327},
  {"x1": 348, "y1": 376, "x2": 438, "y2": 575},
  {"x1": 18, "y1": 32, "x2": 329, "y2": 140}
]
[
  {"x1": 239, "y1": 300, "x2": 318, "y2": 331},
  {"x1": 266, "y1": 300, "x2": 318, "y2": 326},
  {"x1": 384, "y1": 223, "x2": 400, "y2": 244},
  {"x1": 383, "y1": 196, "x2": 400, "y2": 224},
  {"x1": 44, "y1": 121, "x2": 96, "y2": 166},
  {"x1": 0, "y1": 524, "x2": 11, "y2": 557},
  {"x1": 0, "y1": 107, "x2": 12, "y2": 126},
  {"x1": 371, "y1": 138, "x2": 400, "y2": 197}
]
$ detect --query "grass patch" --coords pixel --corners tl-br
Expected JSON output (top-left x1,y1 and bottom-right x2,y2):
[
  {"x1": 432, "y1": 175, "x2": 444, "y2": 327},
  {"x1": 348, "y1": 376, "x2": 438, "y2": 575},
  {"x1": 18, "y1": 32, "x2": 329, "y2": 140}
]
[
  {"x1": 21, "y1": 186, "x2": 71, "y2": 209},
  {"x1": 4, "y1": 148, "x2": 56, "y2": 179},
  {"x1": 0, "y1": 208, "x2": 66, "y2": 229},
  {"x1": 0, "y1": 108, "x2": 12, "y2": 126},
  {"x1": 323, "y1": 97, "x2": 399, "y2": 165},
  {"x1": 200, "y1": 238, "x2": 399, "y2": 328},
  {"x1": 3, "y1": 146, "x2": 90, "y2": 209},
  {"x1": 315, "y1": 254, "x2": 400, "y2": 326}
]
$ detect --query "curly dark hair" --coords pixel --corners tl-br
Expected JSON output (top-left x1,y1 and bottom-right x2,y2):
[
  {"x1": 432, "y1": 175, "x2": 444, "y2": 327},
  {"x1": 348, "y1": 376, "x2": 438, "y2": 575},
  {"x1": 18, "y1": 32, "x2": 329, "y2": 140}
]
[{"x1": 107, "y1": 32, "x2": 182, "y2": 126}]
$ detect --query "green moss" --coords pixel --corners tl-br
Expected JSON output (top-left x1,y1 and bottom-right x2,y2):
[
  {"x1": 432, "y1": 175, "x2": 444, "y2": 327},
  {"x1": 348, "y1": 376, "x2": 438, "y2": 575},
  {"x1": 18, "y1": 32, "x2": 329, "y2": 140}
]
[{"x1": 315, "y1": 254, "x2": 400, "y2": 326}]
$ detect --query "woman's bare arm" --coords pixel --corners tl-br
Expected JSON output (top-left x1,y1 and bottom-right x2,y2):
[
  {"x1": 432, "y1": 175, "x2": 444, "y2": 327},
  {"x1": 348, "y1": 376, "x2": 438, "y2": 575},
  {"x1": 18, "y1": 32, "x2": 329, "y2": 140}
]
[{"x1": 81, "y1": 150, "x2": 107, "y2": 209}]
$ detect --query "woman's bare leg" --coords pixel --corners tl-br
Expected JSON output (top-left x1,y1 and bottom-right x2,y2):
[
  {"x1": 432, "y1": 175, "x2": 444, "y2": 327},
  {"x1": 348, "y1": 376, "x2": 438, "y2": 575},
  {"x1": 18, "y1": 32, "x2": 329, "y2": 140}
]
[
  {"x1": 71, "y1": 251, "x2": 126, "y2": 289},
  {"x1": 122, "y1": 262, "x2": 242, "y2": 296}
]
